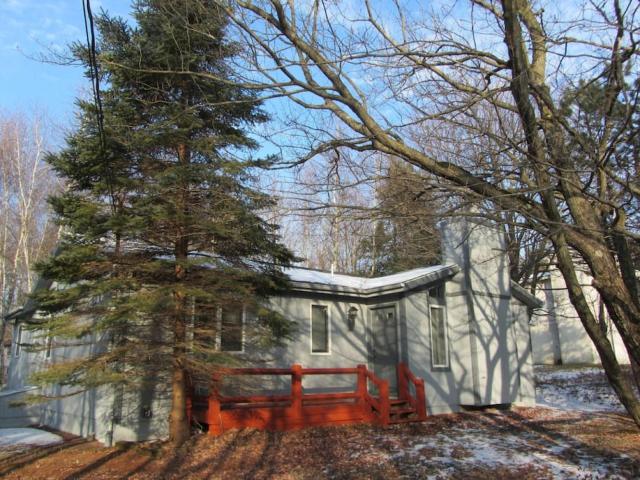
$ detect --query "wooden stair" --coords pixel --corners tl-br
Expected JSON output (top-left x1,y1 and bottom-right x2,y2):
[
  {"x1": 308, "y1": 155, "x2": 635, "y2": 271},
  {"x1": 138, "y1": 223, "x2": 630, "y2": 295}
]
[{"x1": 389, "y1": 398, "x2": 420, "y2": 424}]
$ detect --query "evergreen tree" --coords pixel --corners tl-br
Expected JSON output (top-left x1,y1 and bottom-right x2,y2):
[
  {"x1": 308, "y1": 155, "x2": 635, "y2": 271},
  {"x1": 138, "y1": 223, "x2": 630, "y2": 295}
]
[
  {"x1": 31, "y1": 0, "x2": 294, "y2": 445},
  {"x1": 357, "y1": 159, "x2": 441, "y2": 276}
]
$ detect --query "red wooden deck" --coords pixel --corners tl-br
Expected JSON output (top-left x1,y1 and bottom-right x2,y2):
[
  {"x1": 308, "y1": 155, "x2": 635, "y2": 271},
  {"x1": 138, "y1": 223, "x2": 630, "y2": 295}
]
[{"x1": 189, "y1": 363, "x2": 427, "y2": 435}]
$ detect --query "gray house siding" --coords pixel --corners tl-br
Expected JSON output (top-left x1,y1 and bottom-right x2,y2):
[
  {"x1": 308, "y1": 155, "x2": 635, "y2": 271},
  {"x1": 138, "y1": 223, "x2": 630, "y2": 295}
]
[
  {"x1": 1, "y1": 317, "x2": 170, "y2": 444},
  {"x1": 404, "y1": 289, "x2": 462, "y2": 414},
  {"x1": 440, "y1": 216, "x2": 537, "y2": 409},
  {"x1": 1, "y1": 217, "x2": 539, "y2": 443}
]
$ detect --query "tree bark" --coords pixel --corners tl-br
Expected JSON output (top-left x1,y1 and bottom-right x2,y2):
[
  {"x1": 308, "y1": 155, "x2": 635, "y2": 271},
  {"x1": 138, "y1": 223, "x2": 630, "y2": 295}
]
[
  {"x1": 169, "y1": 303, "x2": 190, "y2": 445},
  {"x1": 169, "y1": 142, "x2": 191, "y2": 446},
  {"x1": 500, "y1": 0, "x2": 640, "y2": 425},
  {"x1": 553, "y1": 235, "x2": 640, "y2": 423}
]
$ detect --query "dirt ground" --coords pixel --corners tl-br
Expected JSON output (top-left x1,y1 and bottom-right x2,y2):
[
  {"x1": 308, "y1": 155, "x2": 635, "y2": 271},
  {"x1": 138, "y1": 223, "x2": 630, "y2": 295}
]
[
  {"x1": 2, "y1": 367, "x2": 639, "y2": 479},
  {"x1": 0, "y1": 407, "x2": 638, "y2": 480}
]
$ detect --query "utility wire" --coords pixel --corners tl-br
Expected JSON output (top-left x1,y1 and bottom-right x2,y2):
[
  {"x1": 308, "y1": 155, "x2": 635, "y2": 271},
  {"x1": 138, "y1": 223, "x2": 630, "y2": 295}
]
[
  {"x1": 82, "y1": 0, "x2": 117, "y2": 213},
  {"x1": 82, "y1": 0, "x2": 105, "y2": 149}
]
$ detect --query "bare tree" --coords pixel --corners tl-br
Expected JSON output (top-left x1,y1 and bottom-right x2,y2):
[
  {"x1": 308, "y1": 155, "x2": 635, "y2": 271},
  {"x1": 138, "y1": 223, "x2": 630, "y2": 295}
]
[
  {"x1": 211, "y1": 0, "x2": 640, "y2": 424},
  {"x1": 0, "y1": 110, "x2": 61, "y2": 383},
  {"x1": 269, "y1": 148, "x2": 444, "y2": 275},
  {"x1": 270, "y1": 147, "x2": 378, "y2": 272},
  {"x1": 106, "y1": 0, "x2": 640, "y2": 424}
]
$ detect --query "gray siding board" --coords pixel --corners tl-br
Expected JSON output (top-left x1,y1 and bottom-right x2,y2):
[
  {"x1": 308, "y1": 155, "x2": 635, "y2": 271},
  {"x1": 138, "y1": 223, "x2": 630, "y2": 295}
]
[{"x1": 3, "y1": 217, "x2": 538, "y2": 441}]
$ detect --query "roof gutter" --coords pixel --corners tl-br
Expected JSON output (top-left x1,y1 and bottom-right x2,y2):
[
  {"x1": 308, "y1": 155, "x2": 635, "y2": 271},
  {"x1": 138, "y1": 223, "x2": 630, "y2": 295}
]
[{"x1": 287, "y1": 265, "x2": 460, "y2": 298}]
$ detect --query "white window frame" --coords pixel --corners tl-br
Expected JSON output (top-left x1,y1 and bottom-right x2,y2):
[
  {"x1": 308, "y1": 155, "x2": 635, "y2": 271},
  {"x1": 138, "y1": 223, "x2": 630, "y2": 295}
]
[
  {"x1": 310, "y1": 303, "x2": 331, "y2": 355},
  {"x1": 45, "y1": 335, "x2": 53, "y2": 359},
  {"x1": 218, "y1": 305, "x2": 245, "y2": 353},
  {"x1": 429, "y1": 305, "x2": 450, "y2": 369},
  {"x1": 14, "y1": 324, "x2": 23, "y2": 357}
]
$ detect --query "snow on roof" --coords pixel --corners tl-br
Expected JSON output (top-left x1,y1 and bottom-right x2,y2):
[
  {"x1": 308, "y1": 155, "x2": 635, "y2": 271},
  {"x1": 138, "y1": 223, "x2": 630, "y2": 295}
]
[{"x1": 283, "y1": 264, "x2": 458, "y2": 295}]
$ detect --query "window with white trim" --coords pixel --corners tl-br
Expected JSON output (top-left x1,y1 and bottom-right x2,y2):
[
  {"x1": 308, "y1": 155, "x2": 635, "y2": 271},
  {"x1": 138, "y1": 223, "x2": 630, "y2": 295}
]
[
  {"x1": 311, "y1": 305, "x2": 329, "y2": 353},
  {"x1": 220, "y1": 306, "x2": 244, "y2": 352},
  {"x1": 429, "y1": 305, "x2": 449, "y2": 368},
  {"x1": 45, "y1": 335, "x2": 53, "y2": 359},
  {"x1": 14, "y1": 324, "x2": 22, "y2": 357}
]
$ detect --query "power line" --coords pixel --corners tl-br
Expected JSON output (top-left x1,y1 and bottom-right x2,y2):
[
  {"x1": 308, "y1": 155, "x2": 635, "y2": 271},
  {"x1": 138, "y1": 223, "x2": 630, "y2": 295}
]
[
  {"x1": 82, "y1": 0, "x2": 105, "y2": 149},
  {"x1": 82, "y1": 0, "x2": 118, "y2": 213}
]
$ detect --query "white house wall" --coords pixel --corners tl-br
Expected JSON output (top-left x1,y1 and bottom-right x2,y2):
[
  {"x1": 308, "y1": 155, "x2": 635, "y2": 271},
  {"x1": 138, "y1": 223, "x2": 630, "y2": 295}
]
[
  {"x1": 262, "y1": 295, "x2": 372, "y2": 393},
  {"x1": 1, "y1": 326, "x2": 45, "y2": 428},
  {"x1": 509, "y1": 299, "x2": 536, "y2": 406},
  {"x1": 532, "y1": 268, "x2": 630, "y2": 365}
]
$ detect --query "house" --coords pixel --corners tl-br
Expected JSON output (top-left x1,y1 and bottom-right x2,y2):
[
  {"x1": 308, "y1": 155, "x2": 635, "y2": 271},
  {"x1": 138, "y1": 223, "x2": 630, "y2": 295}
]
[
  {"x1": 0, "y1": 217, "x2": 540, "y2": 445},
  {"x1": 530, "y1": 267, "x2": 630, "y2": 365}
]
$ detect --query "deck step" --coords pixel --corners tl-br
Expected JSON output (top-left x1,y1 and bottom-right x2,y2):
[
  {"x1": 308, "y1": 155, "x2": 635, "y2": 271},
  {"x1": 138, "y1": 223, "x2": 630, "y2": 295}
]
[
  {"x1": 389, "y1": 417, "x2": 421, "y2": 424},
  {"x1": 390, "y1": 407, "x2": 416, "y2": 416}
]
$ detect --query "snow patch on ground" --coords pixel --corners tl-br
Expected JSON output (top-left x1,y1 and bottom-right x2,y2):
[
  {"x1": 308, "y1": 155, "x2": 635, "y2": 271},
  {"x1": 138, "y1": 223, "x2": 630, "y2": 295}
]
[
  {"x1": 360, "y1": 367, "x2": 634, "y2": 479},
  {"x1": 377, "y1": 426, "x2": 628, "y2": 479},
  {"x1": 0, "y1": 428, "x2": 63, "y2": 447},
  {"x1": 535, "y1": 366, "x2": 626, "y2": 413}
]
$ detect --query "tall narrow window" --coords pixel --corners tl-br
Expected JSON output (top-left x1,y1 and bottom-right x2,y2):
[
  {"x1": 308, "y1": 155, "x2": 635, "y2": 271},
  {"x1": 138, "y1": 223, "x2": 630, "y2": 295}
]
[
  {"x1": 192, "y1": 301, "x2": 216, "y2": 348},
  {"x1": 311, "y1": 305, "x2": 329, "y2": 353},
  {"x1": 45, "y1": 336, "x2": 53, "y2": 359},
  {"x1": 221, "y1": 306, "x2": 243, "y2": 352},
  {"x1": 14, "y1": 325, "x2": 22, "y2": 357},
  {"x1": 430, "y1": 306, "x2": 449, "y2": 368}
]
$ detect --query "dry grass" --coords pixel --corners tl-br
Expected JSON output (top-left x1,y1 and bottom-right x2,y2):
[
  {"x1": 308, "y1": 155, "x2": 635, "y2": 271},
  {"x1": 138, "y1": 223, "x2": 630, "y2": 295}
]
[{"x1": 0, "y1": 407, "x2": 638, "y2": 479}]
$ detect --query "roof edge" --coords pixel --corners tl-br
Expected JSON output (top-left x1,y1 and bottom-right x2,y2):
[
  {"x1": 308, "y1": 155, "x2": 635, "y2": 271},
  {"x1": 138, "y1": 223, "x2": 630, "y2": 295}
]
[{"x1": 287, "y1": 265, "x2": 460, "y2": 298}]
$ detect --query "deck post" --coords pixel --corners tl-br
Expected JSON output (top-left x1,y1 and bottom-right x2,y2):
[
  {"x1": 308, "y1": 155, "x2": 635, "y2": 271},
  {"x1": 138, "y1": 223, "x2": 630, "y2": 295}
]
[
  {"x1": 379, "y1": 379, "x2": 390, "y2": 426},
  {"x1": 416, "y1": 379, "x2": 428, "y2": 420},
  {"x1": 291, "y1": 364, "x2": 304, "y2": 426},
  {"x1": 186, "y1": 396, "x2": 192, "y2": 427},
  {"x1": 208, "y1": 373, "x2": 223, "y2": 436},
  {"x1": 356, "y1": 364, "x2": 368, "y2": 418},
  {"x1": 397, "y1": 363, "x2": 408, "y2": 402}
]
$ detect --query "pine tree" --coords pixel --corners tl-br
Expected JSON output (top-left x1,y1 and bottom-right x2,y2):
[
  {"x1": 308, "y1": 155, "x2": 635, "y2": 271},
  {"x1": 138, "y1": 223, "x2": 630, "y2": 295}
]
[
  {"x1": 357, "y1": 159, "x2": 441, "y2": 275},
  {"x1": 31, "y1": 0, "x2": 294, "y2": 445}
]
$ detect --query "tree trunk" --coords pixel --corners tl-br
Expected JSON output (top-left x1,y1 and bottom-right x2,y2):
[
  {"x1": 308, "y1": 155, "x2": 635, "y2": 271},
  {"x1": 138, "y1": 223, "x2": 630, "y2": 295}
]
[
  {"x1": 500, "y1": 0, "x2": 640, "y2": 427},
  {"x1": 169, "y1": 306, "x2": 190, "y2": 445},
  {"x1": 0, "y1": 318, "x2": 6, "y2": 385},
  {"x1": 169, "y1": 142, "x2": 191, "y2": 446},
  {"x1": 553, "y1": 235, "x2": 640, "y2": 424}
]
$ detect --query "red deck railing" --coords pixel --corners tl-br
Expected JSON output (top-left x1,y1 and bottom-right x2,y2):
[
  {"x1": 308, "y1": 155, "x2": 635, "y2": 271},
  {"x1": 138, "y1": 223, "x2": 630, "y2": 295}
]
[
  {"x1": 190, "y1": 363, "x2": 428, "y2": 435},
  {"x1": 397, "y1": 362, "x2": 428, "y2": 421}
]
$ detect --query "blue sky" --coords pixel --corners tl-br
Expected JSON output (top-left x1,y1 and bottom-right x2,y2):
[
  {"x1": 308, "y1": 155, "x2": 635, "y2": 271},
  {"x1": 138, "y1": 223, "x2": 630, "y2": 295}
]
[{"x1": 0, "y1": 1, "x2": 130, "y2": 136}]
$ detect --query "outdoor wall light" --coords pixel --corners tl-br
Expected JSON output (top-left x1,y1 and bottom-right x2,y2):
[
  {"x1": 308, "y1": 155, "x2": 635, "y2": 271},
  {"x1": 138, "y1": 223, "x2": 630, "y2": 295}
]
[{"x1": 347, "y1": 306, "x2": 359, "y2": 331}]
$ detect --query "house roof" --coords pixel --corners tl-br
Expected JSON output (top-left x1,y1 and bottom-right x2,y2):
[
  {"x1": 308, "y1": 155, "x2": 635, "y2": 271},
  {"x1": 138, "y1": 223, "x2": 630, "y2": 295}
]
[{"x1": 284, "y1": 264, "x2": 460, "y2": 297}]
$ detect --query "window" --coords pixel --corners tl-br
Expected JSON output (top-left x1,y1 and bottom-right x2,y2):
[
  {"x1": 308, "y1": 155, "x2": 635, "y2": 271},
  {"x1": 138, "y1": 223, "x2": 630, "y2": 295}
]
[
  {"x1": 192, "y1": 301, "x2": 216, "y2": 347},
  {"x1": 311, "y1": 305, "x2": 329, "y2": 353},
  {"x1": 45, "y1": 336, "x2": 53, "y2": 359},
  {"x1": 429, "y1": 306, "x2": 449, "y2": 368},
  {"x1": 221, "y1": 306, "x2": 243, "y2": 352},
  {"x1": 14, "y1": 325, "x2": 22, "y2": 357},
  {"x1": 191, "y1": 301, "x2": 244, "y2": 353}
]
